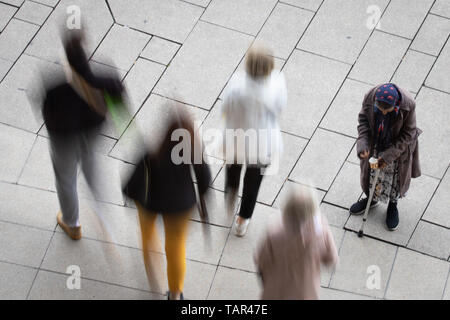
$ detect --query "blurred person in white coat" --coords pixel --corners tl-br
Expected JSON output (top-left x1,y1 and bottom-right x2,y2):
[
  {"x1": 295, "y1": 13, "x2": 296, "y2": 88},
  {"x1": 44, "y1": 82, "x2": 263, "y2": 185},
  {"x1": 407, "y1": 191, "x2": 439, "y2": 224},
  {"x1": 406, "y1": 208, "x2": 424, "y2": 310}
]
[{"x1": 222, "y1": 44, "x2": 287, "y2": 237}]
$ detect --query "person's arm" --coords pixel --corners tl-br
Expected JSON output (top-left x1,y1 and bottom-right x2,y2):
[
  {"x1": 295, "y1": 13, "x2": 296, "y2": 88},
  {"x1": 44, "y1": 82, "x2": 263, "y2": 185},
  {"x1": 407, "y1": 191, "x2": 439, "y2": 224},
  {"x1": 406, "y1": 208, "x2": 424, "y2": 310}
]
[
  {"x1": 321, "y1": 221, "x2": 338, "y2": 268},
  {"x1": 254, "y1": 235, "x2": 273, "y2": 284},
  {"x1": 356, "y1": 97, "x2": 372, "y2": 159},
  {"x1": 379, "y1": 104, "x2": 417, "y2": 164}
]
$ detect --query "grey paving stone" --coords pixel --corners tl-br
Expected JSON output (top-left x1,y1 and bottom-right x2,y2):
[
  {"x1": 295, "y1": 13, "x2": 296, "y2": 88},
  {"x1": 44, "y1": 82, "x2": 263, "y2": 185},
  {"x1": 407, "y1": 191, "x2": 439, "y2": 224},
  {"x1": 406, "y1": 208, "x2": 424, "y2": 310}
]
[
  {"x1": 431, "y1": 0, "x2": 450, "y2": 18},
  {"x1": 445, "y1": 271, "x2": 450, "y2": 299},
  {"x1": 109, "y1": 0, "x2": 202, "y2": 43},
  {"x1": 290, "y1": 128, "x2": 355, "y2": 191},
  {"x1": 0, "y1": 124, "x2": 35, "y2": 183},
  {"x1": 1, "y1": 0, "x2": 24, "y2": 6},
  {"x1": 191, "y1": 188, "x2": 236, "y2": 228},
  {"x1": 408, "y1": 221, "x2": 450, "y2": 260},
  {"x1": 0, "y1": 19, "x2": 38, "y2": 62},
  {"x1": 321, "y1": 79, "x2": 374, "y2": 138},
  {"x1": 423, "y1": 169, "x2": 450, "y2": 229},
  {"x1": 183, "y1": 0, "x2": 211, "y2": 7},
  {"x1": 0, "y1": 54, "x2": 63, "y2": 133},
  {"x1": 411, "y1": 14, "x2": 450, "y2": 56},
  {"x1": 0, "y1": 3, "x2": 16, "y2": 32},
  {"x1": 41, "y1": 232, "x2": 155, "y2": 291},
  {"x1": 329, "y1": 232, "x2": 397, "y2": 298},
  {"x1": 349, "y1": 31, "x2": 410, "y2": 85},
  {"x1": 55, "y1": 200, "x2": 140, "y2": 249},
  {"x1": 122, "y1": 58, "x2": 165, "y2": 118},
  {"x1": 141, "y1": 37, "x2": 180, "y2": 65},
  {"x1": 208, "y1": 267, "x2": 261, "y2": 300},
  {"x1": 298, "y1": 0, "x2": 389, "y2": 64},
  {"x1": 0, "y1": 261, "x2": 37, "y2": 300},
  {"x1": 426, "y1": 40, "x2": 450, "y2": 93},
  {"x1": 18, "y1": 135, "x2": 55, "y2": 191},
  {"x1": 320, "y1": 203, "x2": 350, "y2": 229},
  {"x1": 92, "y1": 24, "x2": 150, "y2": 72},
  {"x1": 202, "y1": 0, "x2": 277, "y2": 36},
  {"x1": 379, "y1": 0, "x2": 434, "y2": 39},
  {"x1": 220, "y1": 204, "x2": 280, "y2": 273},
  {"x1": 386, "y1": 247, "x2": 449, "y2": 300},
  {"x1": 110, "y1": 94, "x2": 208, "y2": 164},
  {"x1": 345, "y1": 175, "x2": 439, "y2": 246},
  {"x1": 29, "y1": 270, "x2": 163, "y2": 300},
  {"x1": 324, "y1": 162, "x2": 363, "y2": 210},
  {"x1": 255, "y1": 3, "x2": 313, "y2": 59},
  {"x1": 26, "y1": 0, "x2": 113, "y2": 64},
  {"x1": 320, "y1": 287, "x2": 375, "y2": 300},
  {"x1": 42, "y1": 233, "x2": 216, "y2": 298},
  {"x1": 280, "y1": 0, "x2": 323, "y2": 11},
  {"x1": 0, "y1": 221, "x2": 53, "y2": 267},
  {"x1": 273, "y1": 180, "x2": 326, "y2": 210},
  {"x1": 282, "y1": 50, "x2": 350, "y2": 138},
  {"x1": 0, "y1": 58, "x2": 12, "y2": 81},
  {"x1": 321, "y1": 226, "x2": 345, "y2": 287},
  {"x1": 414, "y1": 87, "x2": 450, "y2": 178},
  {"x1": 212, "y1": 132, "x2": 308, "y2": 206},
  {"x1": 391, "y1": 50, "x2": 436, "y2": 94},
  {"x1": 32, "y1": 0, "x2": 58, "y2": 6},
  {"x1": 0, "y1": 182, "x2": 58, "y2": 231},
  {"x1": 154, "y1": 21, "x2": 253, "y2": 110},
  {"x1": 15, "y1": 0, "x2": 52, "y2": 25}
]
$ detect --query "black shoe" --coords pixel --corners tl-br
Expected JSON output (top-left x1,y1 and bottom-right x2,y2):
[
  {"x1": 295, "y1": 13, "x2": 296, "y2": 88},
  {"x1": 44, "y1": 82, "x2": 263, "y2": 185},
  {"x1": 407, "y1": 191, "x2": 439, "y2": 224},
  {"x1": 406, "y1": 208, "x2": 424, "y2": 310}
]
[
  {"x1": 349, "y1": 198, "x2": 379, "y2": 215},
  {"x1": 386, "y1": 202, "x2": 399, "y2": 231},
  {"x1": 167, "y1": 291, "x2": 184, "y2": 300}
]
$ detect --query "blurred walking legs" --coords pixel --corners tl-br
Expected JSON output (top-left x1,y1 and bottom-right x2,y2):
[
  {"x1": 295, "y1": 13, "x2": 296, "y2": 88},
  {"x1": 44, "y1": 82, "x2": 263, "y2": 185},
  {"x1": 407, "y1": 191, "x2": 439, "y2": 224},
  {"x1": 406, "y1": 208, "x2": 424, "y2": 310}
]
[
  {"x1": 225, "y1": 164, "x2": 264, "y2": 219},
  {"x1": 136, "y1": 202, "x2": 192, "y2": 300}
]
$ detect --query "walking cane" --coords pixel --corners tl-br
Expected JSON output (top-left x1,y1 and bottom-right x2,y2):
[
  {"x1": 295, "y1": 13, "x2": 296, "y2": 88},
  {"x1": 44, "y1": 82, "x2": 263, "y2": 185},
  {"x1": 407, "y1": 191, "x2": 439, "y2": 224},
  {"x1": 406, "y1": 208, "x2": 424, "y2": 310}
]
[{"x1": 358, "y1": 157, "x2": 381, "y2": 238}]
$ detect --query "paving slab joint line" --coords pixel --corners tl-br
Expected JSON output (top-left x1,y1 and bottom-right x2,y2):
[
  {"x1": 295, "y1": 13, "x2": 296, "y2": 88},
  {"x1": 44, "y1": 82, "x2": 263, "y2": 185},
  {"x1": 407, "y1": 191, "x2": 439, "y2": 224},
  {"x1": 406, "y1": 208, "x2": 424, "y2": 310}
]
[
  {"x1": 382, "y1": 246, "x2": 399, "y2": 299},
  {"x1": 25, "y1": 228, "x2": 57, "y2": 299},
  {"x1": 0, "y1": 0, "x2": 60, "y2": 84},
  {"x1": 417, "y1": 32, "x2": 450, "y2": 98},
  {"x1": 294, "y1": 48, "x2": 353, "y2": 66},
  {"x1": 277, "y1": 1, "x2": 317, "y2": 14},
  {"x1": 36, "y1": 267, "x2": 166, "y2": 297},
  {"x1": 326, "y1": 229, "x2": 347, "y2": 288},
  {"x1": 389, "y1": 0, "x2": 439, "y2": 85},
  {"x1": 105, "y1": 0, "x2": 116, "y2": 23},
  {"x1": 441, "y1": 264, "x2": 450, "y2": 299},
  {"x1": 405, "y1": 165, "x2": 450, "y2": 247},
  {"x1": 206, "y1": 210, "x2": 235, "y2": 300}
]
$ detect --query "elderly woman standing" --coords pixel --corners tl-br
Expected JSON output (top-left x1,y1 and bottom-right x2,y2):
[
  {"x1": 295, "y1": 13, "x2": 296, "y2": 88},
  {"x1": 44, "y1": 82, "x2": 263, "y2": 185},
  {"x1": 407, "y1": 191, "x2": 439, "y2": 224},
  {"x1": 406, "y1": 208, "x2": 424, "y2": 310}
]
[
  {"x1": 222, "y1": 45, "x2": 287, "y2": 237},
  {"x1": 254, "y1": 186, "x2": 338, "y2": 300},
  {"x1": 350, "y1": 83, "x2": 422, "y2": 231}
]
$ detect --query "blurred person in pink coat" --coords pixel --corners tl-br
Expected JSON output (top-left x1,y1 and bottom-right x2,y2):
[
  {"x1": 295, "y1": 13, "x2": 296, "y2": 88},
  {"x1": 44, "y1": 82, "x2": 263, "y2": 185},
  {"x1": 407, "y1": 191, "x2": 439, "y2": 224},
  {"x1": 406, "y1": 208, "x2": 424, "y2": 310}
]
[{"x1": 254, "y1": 186, "x2": 338, "y2": 300}]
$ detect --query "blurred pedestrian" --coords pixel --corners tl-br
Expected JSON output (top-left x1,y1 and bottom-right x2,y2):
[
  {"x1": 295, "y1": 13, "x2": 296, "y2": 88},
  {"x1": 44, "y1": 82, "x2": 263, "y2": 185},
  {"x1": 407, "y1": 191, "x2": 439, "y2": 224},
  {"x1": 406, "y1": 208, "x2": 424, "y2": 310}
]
[
  {"x1": 123, "y1": 110, "x2": 211, "y2": 300},
  {"x1": 222, "y1": 45, "x2": 287, "y2": 237},
  {"x1": 350, "y1": 83, "x2": 422, "y2": 231},
  {"x1": 254, "y1": 186, "x2": 338, "y2": 300},
  {"x1": 42, "y1": 31, "x2": 123, "y2": 240}
]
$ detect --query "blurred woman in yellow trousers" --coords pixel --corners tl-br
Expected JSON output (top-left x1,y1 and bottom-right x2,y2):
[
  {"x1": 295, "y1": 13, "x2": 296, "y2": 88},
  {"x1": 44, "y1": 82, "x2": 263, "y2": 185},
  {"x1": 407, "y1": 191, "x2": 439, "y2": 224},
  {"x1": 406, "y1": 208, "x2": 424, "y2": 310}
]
[{"x1": 124, "y1": 111, "x2": 211, "y2": 300}]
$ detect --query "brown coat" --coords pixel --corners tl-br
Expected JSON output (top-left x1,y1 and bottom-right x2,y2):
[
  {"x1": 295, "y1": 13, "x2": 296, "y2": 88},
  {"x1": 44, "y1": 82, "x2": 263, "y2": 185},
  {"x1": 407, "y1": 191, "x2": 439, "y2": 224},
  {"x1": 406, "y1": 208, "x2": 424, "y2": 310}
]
[
  {"x1": 254, "y1": 216, "x2": 338, "y2": 300},
  {"x1": 357, "y1": 85, "x2": 422, "y2": 197}
]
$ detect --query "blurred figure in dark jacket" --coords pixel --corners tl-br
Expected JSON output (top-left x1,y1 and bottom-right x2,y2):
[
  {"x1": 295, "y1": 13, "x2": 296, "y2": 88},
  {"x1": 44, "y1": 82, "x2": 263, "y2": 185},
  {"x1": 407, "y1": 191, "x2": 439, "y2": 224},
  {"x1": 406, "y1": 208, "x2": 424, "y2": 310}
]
[
  {"x1": 123, "y1": 109, "x2": 211, "y2": 300},
  {"x1": 42, "y1": 31, "x2": 123, "y2": 240}
]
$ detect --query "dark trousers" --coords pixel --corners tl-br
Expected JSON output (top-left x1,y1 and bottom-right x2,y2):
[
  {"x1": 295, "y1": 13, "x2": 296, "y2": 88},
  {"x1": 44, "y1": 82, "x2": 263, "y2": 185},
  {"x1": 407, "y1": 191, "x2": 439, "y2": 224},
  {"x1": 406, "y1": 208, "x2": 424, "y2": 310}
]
[{"x1": 225, "y1": 164, "x2": 264, "y2": 219}]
